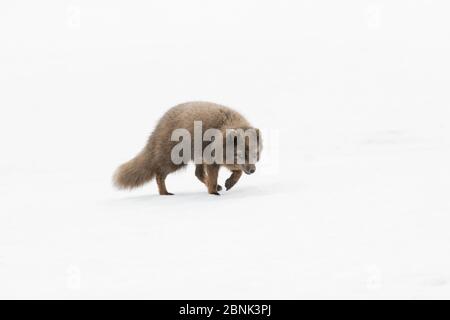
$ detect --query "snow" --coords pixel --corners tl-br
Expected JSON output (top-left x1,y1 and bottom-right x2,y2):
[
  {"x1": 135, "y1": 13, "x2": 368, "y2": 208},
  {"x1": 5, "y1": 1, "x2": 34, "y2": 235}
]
[{"x1": 1, "y1": 0, "x2": 450, "y2": 299}]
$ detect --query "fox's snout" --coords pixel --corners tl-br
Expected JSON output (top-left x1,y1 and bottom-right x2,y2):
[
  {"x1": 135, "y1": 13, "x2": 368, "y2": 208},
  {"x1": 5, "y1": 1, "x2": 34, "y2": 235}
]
[
  {"x1": 242, "y1": 164, "x2": 256, "y2": 175},
  {"x1": 245, "y1": 168, "x2": 256, "y2": 175}
]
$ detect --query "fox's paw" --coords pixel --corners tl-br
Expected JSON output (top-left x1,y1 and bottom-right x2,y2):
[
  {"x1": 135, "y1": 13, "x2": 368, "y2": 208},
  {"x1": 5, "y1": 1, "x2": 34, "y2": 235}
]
[
  {"x1": 209, "y1": 191, "x2": 221, "y2": 196},
  {"x1": 161, "y1": 192, "x2": 174, "y2": 196},
  {"x1": 225, "y1": 179, "x2": 235, "y2": 191},
  {"x1": 217, "y1": 185, "x2": 223, "y2": 192}
]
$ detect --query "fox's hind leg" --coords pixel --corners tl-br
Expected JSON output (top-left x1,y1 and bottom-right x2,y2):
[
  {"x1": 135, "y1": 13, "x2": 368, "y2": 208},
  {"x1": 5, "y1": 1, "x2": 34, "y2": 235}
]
[
  {"x1": 225, "y1": 170, "x2": 243, "y2": 191},
  {"x1": 156, "y1": 173, "x2": 173, "y2": 195},
  {"x1": 195, "y1": 164, "x2": 222, "y2": 192}
]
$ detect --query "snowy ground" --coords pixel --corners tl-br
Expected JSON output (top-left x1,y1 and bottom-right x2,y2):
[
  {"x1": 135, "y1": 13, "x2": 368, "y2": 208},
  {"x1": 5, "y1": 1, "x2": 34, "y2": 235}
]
[{"x1": 1, "y1": 1, "x2": 450, "y2": 299}]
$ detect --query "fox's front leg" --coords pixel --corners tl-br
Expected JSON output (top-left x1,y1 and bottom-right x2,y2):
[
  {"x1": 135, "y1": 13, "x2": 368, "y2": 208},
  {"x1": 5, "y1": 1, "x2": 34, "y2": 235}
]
[
  {"x1": 205, "y1": 165, "x2": 220, "y2": 195},
  {"x1": 195, "y1": 164, "x2": 222, "y2": 191},
  {"x1": 225, "y1": 170, "x2": 243, "y2": 191}
]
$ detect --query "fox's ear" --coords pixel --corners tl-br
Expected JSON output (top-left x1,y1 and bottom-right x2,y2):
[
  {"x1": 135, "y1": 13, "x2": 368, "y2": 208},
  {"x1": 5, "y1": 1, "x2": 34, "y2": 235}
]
[
  {"x1": 254, "y1": 128, "x2": 262, "y2": 143},
  {"x1": 255, "y1": 128, "x2": 261, "y2": 140},
  {"x1": 254, "y1": 128, "x2": 263, "y2": 153}
]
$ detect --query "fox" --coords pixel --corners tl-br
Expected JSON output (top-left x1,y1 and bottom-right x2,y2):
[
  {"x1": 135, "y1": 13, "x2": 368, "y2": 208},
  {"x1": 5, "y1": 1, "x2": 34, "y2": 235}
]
[{"x1": 113, "y1": 101, "x2": 262, "y2": 195}]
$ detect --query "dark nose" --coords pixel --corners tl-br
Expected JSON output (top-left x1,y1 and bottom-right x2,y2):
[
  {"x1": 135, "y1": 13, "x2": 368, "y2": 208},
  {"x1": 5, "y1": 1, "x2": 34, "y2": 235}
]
[{"x1": 248, "y1": 168, "x2": 256, "y2": 174}]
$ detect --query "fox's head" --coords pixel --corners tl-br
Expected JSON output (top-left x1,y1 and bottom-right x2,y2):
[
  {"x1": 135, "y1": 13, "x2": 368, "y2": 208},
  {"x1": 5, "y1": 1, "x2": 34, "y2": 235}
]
[{"x1": 224, "y1": 127, "x2": 263, "y2": 175}]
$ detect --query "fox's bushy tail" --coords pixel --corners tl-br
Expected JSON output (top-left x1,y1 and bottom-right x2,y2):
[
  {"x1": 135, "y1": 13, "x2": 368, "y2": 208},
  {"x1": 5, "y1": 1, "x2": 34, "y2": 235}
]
[{"x1": 113, "y1": 150, "x2": 154, "y2": 189}]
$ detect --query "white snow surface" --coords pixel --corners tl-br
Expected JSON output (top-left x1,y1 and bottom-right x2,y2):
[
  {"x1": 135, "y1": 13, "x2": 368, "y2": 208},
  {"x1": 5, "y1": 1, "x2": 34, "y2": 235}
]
[{"x1": 1, "y1": 1, "x2": 450, "y2": 299}]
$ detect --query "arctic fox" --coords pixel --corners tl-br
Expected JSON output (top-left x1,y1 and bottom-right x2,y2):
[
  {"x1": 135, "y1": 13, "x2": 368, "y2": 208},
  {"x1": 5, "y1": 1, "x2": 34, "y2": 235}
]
[{"x1": 113, "y1": 101, "x2": 262, "y2": 195}]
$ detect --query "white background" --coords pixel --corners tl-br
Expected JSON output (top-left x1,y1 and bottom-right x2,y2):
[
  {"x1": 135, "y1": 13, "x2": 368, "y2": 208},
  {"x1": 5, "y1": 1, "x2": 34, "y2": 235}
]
[{"x1": 1, "y1": 0, "x2": 450, "y2": 299}]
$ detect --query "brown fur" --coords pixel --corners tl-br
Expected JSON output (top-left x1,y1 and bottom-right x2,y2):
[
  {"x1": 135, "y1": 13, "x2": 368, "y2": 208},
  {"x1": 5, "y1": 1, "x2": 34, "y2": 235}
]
[{"x1": 113, "y1": 101, "x2": 262, "y2": 195}]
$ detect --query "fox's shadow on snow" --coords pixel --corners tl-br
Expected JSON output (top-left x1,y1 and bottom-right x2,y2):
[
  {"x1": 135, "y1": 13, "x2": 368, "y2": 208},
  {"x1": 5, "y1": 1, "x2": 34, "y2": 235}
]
[{"x1": 109, "y1": 181, "x2": 293, "y2": 206}]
